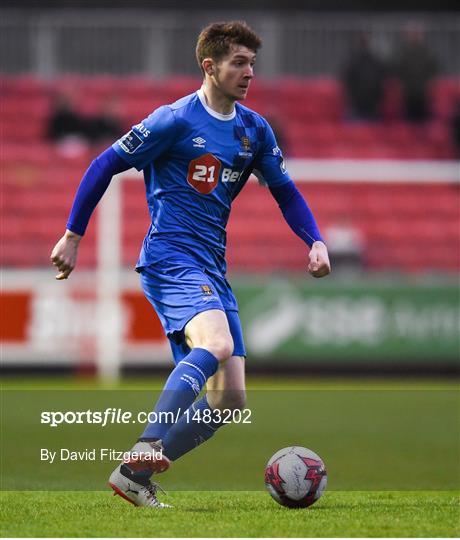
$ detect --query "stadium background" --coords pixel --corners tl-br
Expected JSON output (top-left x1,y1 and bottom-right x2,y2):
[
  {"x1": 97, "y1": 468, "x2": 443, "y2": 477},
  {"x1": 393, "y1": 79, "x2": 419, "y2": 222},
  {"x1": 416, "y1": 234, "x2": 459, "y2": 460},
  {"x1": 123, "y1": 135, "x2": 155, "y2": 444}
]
[
  {"x1": 1, "y1": 3, "x2": 458, "y2": 378},
  {"x1": 0, "y1": 4, "x2": 459, "y2": 537}
]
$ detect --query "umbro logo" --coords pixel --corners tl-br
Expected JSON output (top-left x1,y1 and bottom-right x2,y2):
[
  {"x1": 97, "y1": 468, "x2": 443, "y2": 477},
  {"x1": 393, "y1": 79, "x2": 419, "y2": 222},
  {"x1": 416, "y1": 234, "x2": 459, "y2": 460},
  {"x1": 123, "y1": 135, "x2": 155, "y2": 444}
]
[{"x1": 192, "y1": 136, "x2": 206, "y2": 148}]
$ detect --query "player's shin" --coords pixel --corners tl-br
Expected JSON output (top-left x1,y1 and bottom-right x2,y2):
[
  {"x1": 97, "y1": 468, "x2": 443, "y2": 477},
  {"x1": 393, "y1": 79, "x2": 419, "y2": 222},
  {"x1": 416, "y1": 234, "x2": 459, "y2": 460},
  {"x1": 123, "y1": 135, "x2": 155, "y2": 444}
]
[
  {"x1": 140, "y1": 348, "x2": 219, "y2": 441},
  {"x1": 161, "y1": 395, "x2": 225, "y2": 461},
  {"x1": 118, "y1": 348, "x2": 218, "y2": 485}
]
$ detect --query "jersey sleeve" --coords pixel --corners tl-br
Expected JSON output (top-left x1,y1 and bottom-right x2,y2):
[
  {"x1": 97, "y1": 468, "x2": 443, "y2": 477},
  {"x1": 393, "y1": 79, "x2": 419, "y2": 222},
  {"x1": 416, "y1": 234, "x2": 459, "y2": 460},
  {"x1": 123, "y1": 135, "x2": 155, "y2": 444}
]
[
  {"x1": 112, "y1": 105, "x2": 177, "y2": 171},
  {"x1": 252, "y1": 119, "x2": 292, "y2": 188}
]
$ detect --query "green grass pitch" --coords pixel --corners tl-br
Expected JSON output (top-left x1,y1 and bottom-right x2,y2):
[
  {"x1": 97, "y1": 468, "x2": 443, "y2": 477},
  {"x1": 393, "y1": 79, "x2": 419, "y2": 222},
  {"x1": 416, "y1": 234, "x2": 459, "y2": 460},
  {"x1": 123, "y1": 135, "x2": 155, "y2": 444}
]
[
  {"x1": 1, "y1": 376, "x2": 458, "y2": 537},
  {"x1": 0, "y1": 490, "x2": 458, "y2": 537}
]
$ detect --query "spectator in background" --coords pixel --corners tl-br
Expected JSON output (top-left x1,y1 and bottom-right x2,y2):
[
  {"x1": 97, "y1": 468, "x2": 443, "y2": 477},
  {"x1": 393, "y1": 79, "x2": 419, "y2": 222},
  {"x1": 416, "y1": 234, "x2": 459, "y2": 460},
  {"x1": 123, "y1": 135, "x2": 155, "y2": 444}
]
[
  {"x1": 392, "y1": 21, "x2": 439, "y2": 123},
  {"x1": 48, "y1": 91, "x2": 123, "y2": 155},
  {"x1": 47, "y1": 91, "x2": 87, "y2": 144},
  {"x1": 342, "y1": 32, "x2": 387, "y2": 122}
]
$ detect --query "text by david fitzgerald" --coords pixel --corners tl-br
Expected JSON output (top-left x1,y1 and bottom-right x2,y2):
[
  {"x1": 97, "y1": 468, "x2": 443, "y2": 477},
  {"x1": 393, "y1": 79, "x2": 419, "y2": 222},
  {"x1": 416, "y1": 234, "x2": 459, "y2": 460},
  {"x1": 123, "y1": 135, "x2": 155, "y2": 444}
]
[{"x1": 40, "y1": 448, "x2": 163, "y2": 464}]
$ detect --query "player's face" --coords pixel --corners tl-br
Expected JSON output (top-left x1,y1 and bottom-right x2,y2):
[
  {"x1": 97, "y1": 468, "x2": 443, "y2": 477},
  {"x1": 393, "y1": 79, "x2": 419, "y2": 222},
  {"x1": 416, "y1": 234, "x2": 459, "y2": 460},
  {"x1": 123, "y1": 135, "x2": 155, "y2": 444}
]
[{"x1": 214, "y1": 45, "x2": 256, "y2": 101}]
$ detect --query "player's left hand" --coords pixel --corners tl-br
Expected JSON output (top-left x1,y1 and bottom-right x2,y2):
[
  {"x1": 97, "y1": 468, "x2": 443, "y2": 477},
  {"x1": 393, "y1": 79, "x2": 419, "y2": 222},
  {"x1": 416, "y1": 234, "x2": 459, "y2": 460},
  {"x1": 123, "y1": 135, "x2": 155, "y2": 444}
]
[{"x1": 308, "y1": 241, "x2": 331, "y2": 278}]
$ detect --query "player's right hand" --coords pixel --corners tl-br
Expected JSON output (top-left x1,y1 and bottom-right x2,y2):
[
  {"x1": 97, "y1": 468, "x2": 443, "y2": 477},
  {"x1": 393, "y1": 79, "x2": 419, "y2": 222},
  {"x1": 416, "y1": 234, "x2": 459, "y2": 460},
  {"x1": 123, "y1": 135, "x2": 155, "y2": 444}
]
[
  {"x1": 50, "y1": 230, "x2": 82, "y2": 280},
  {"x1": 308, "y1": 241, "x2": 331, "y2": 278}
]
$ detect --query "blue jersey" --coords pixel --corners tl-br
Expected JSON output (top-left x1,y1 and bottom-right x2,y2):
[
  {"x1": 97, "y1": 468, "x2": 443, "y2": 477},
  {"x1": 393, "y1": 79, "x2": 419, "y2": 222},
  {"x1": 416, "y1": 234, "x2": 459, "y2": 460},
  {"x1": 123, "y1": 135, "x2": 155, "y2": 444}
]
[{"x1": 112, "y1": 88, "x2": 291, "y2": 274}]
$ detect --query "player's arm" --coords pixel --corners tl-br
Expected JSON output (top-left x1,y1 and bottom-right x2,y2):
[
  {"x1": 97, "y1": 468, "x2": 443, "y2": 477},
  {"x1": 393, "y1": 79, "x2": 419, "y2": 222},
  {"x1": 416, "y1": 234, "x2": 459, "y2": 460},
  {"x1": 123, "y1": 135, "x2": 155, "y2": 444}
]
[
  {"x1": 253, "y1": 120, "x2": 330, "y2": 278},
  {"x1": 51, "y1": 106, "x2": 178, "y2": 280},
  {"x1": 50, "y1": 147, "x2": 130, "y2": 280},
  {"x1": 269, "y1": 182, "x2": 331, "y2": 278}
]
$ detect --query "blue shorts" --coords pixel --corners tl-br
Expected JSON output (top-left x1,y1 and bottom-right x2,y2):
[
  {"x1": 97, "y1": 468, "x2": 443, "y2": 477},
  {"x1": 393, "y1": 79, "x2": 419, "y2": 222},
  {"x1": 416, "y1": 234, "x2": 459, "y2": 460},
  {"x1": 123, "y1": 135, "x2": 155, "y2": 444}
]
[{"x1": 139, "y1": 260, "x2": 246, "y2": 363}]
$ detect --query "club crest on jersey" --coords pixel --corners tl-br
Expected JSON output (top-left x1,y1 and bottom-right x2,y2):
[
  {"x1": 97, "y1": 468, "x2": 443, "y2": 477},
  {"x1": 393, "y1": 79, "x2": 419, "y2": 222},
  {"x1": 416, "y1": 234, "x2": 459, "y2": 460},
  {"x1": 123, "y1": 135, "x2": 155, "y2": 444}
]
[
  {"x1": 238, "y1": 135, "x2": 253, "y2": 158},
  {"x1": 192, "y1": 136, "x2": 206, "y2": 148},
  {"x1": 118, "y1": 131, "x2": 144, "y2": 154},
  {"x1": 241, "y1": 136, "x2": 251, "y2": 151}
]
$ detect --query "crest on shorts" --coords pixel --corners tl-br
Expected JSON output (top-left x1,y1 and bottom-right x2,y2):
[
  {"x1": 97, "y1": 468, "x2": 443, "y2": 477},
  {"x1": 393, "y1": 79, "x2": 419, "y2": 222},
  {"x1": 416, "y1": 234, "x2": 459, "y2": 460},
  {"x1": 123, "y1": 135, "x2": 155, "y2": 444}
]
[{"x1": 200, "y1": 284, "x2": 213, "y2": 295}]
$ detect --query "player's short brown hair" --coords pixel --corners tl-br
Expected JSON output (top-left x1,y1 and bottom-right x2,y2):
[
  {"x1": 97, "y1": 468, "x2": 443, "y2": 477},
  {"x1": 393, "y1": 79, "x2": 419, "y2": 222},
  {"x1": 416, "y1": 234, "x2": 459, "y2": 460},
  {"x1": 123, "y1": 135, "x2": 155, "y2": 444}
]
[{"x1": 196, "y1": 21, "x2": 262, "y2": 73}]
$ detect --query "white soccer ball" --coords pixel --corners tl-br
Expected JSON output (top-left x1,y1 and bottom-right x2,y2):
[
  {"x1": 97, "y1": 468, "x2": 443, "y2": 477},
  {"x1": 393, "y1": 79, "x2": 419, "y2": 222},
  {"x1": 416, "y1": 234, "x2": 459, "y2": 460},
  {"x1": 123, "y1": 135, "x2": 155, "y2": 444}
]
[{"x1": 264, "y1": 446, "x2": 327, "y2": 508}]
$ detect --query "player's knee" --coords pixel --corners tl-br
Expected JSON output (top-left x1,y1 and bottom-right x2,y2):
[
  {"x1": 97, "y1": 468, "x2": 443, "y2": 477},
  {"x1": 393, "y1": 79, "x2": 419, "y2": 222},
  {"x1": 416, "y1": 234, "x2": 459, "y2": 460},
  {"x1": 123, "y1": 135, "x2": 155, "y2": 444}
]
[
  {"x1": 202, "y1": 336, "x2": 234, "y2": 362},
  {"x1": 208, "y1": 390, "x2": 246, "y2": 412}
]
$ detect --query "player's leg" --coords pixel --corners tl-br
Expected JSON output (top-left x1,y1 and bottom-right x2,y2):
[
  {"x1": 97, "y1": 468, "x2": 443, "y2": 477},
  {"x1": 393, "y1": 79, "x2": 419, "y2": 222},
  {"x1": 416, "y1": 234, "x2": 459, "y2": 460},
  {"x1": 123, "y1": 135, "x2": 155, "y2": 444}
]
[
  {"x1": 161, "y1": 310, "x2": 246, "y2": 461},
  {"x1": 187, "y1": 308, "x2": 246, "y2": 414},
  {"x1": 206, "y1": 353, "x2": 246, "y2": 413},
  {"x1": 135, "y1": 262, "x2": 233, "y2": 441},
  {"x1": 161, "y1": 355, "x2": 245, "y2": 460},
  {"x1": 115, "y1": 310, "x2": 231, "y2": 484},
  {"x1": 110, "y1": 263, "x2": 231, "y2": 505},
  {"x1": 138, "y1": 308, "x2": 233, "y2": 441},
  {"x1": 183, "y1": 308, "x2": 235, "y2": 361}
]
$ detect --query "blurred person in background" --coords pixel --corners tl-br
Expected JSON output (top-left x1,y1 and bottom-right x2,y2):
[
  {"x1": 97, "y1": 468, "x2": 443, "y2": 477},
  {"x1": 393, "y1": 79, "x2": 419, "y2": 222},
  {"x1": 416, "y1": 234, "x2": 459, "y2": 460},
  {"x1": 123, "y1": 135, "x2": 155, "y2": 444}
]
[
  {"x1": 50, "y1": 21, "x2": 331, "y2": 508},
  {"x1": 342, "y1": 32, "x2": 387, "y2": 122},
  {"x1": 48, "y1": 91, "x2": 123, "y2": 155},
  {"x1": 47, "y1": 90, "x2": 89, "y2": 156},
  {"x1": 391, "y1": 21, "x2": 439, "y2": 123}
]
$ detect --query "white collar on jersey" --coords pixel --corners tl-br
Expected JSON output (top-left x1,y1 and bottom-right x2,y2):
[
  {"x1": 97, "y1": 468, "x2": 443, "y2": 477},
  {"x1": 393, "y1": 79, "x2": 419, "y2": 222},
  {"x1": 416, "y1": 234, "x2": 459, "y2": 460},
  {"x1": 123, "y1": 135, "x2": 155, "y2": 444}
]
[{"x1": 197, "y1": 87, "x2": 236, "y2": 121}]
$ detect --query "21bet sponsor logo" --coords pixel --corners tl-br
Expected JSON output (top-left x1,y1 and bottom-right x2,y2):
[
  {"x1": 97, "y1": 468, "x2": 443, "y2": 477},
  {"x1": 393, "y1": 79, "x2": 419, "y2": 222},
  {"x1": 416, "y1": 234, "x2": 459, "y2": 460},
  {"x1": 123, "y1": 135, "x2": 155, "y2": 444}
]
[{"x1": 187, "y1": 153, "x2": 241, "y2": 195}]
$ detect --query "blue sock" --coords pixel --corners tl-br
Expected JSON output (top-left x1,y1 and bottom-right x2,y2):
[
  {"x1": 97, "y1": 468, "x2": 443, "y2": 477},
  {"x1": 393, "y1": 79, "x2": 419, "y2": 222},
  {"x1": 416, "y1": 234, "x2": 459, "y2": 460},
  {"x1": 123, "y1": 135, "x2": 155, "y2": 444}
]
[
  {"x1": 162, "y1": 395, "x2": 224, "y2": 461},
  {"x1": 140, "y1": 348, "x2": 218, "y2": 440}
]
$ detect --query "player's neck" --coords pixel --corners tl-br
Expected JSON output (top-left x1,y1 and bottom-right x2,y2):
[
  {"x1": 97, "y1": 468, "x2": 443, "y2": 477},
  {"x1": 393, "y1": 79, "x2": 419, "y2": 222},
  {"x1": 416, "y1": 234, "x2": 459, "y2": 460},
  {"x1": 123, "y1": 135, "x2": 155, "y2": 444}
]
[{"x1": 201, "y1": 83, "x2": 235, "y2": 116}]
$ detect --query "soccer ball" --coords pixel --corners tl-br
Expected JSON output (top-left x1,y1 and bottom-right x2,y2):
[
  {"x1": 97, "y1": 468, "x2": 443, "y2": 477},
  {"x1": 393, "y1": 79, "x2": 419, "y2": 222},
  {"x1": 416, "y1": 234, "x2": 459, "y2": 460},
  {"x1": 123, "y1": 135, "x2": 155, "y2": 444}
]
[{"x1": 264, "y1": 446, "x2": 327, "y2": 508}]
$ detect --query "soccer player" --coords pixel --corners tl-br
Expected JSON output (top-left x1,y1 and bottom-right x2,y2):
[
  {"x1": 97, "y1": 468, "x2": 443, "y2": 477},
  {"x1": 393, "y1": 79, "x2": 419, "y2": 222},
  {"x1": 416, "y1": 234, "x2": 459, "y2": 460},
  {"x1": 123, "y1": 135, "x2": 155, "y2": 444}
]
[{"x1": 50, "y1": 21, "x2": 331, "y2": 508}]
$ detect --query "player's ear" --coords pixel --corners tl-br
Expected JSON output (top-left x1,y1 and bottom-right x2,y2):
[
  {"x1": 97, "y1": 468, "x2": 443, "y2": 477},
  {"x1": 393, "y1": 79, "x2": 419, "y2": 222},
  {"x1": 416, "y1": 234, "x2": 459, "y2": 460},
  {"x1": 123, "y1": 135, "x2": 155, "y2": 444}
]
[{"x1": 202, "y1": 58, "x2": 214, "y2": 76}]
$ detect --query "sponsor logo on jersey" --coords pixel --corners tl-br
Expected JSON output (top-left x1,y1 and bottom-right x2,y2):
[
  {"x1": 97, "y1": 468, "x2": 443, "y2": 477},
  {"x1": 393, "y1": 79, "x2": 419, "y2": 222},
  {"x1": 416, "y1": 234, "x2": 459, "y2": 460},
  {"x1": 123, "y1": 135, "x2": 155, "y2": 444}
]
[
  {"x1": 187, "y1": 153, "x2": 221, "y2": 194},
  {"x1": 118, "y1": 131, "x2": 144, "y2": 154},
  {"x1": 272, "y1": 146, "x2": 287, "y2": 174},
  {"x1": 133, "y1": 123, "x2": 151, "y2": 138},
  {"x1": 187, "y1": 154, "x2": 243, "y2": 194},
  {"x1": 192, "y1": 136, "x2": 206, "y2": 148}
]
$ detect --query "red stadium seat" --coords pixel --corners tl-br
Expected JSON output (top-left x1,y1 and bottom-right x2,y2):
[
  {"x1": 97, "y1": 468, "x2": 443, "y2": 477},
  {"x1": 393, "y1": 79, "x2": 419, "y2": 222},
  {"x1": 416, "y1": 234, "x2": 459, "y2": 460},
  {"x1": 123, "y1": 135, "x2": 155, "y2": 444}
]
[{"x1": 430, "y1": 78, "x2": 460, "y2": 120}]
